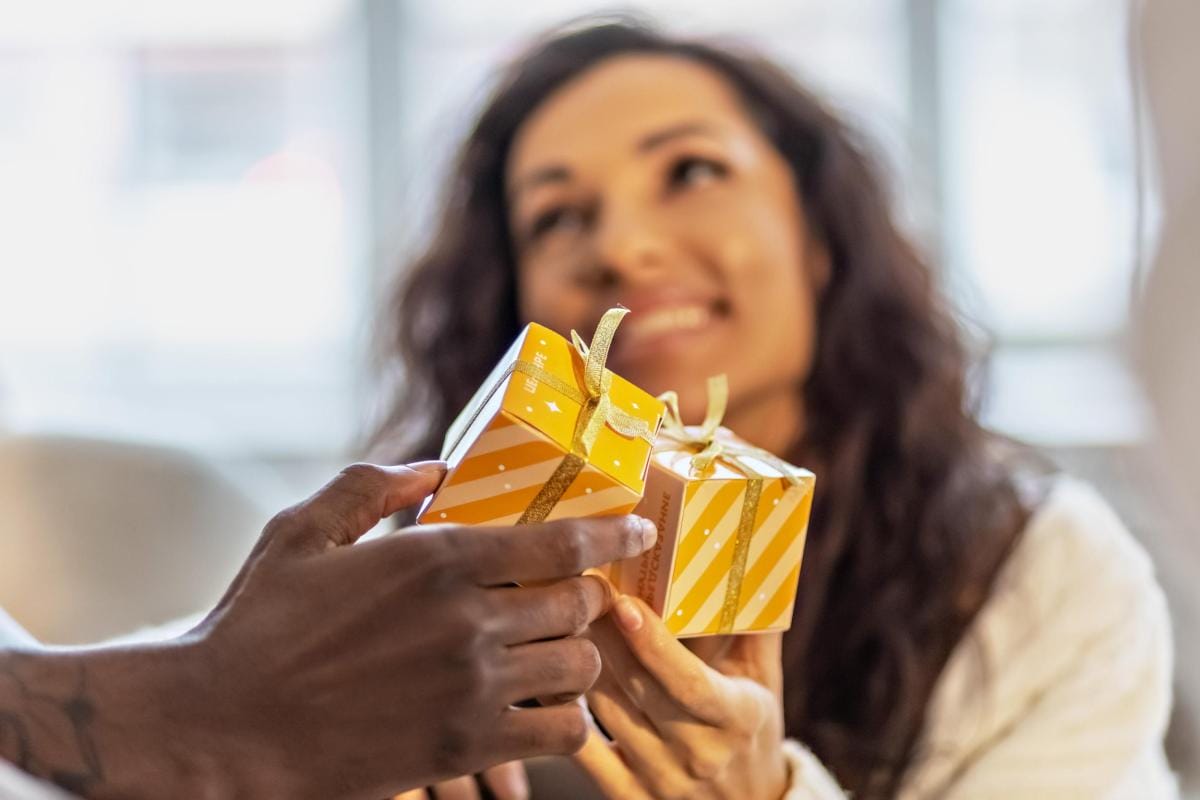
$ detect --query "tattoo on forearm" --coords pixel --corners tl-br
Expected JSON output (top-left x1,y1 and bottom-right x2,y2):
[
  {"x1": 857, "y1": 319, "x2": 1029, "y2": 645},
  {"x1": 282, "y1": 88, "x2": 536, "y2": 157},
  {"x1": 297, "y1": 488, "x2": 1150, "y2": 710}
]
[{"x1": 0, "y1": 654, "x2": 104, "y2": 793}]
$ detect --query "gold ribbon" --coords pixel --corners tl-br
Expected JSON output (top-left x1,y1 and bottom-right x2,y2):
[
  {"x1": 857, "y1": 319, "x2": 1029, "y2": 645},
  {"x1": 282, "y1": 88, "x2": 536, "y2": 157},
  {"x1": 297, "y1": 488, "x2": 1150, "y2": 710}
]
[
  {"x1": 657, "y1": 374, "x2": 803, "y2": 633},
  {"x1": 441, "y1": 308, "x2": 654, "y2": 465},
  {"x1": 719, "y1": 476, "x2": 762, "y2": 634},
  {"x1": 657, "y1": 375, "x2": 802, "y2": 488},
  {"x1": 514, "y1": 307, "x2": 651, "y2": 524}
]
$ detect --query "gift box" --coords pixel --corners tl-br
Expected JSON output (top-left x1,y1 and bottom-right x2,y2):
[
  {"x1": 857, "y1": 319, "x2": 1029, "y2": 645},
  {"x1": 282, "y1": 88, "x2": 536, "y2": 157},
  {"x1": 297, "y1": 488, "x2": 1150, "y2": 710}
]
[
  {"x1": 605, "y1": 376, "x2": 815, "y2": 637},
  {"x1": 418, "y1": 308, "x2": 666, "y2": 527}
]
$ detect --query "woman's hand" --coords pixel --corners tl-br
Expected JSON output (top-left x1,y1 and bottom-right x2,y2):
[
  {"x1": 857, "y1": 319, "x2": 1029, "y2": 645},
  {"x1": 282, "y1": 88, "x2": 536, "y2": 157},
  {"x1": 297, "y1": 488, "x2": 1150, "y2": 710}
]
[{"x1": 574, "y1": 595, "x2": 788, "y2": 800}]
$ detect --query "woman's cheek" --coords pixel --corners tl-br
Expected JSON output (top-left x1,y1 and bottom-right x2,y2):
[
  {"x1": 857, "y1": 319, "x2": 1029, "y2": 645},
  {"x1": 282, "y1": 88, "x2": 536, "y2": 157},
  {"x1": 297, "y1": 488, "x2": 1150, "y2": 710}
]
[
  {"x1": 720, "y1": 228, "x2": 816, "y2": 383},
  {"x1": 715, "y1": 235, "x2": 760, "y2": 282},
  {"x1": 518, "y1": 268, "x2": 590, "y2": 331}
]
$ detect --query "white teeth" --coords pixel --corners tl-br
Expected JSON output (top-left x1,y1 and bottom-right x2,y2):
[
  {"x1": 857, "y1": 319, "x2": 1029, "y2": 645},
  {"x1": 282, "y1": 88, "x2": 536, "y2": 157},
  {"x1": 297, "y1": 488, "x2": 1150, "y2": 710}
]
[{"x1": 627, "y1": 305, "x2": 710, "y2": 339}]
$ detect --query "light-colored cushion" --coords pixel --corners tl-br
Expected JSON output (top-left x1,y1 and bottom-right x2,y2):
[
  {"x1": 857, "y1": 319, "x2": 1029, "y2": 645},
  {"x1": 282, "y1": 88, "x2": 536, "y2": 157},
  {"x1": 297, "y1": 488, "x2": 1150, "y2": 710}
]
[{"x1": 0, "y1": 434, "x2": 273, "y2": 644}]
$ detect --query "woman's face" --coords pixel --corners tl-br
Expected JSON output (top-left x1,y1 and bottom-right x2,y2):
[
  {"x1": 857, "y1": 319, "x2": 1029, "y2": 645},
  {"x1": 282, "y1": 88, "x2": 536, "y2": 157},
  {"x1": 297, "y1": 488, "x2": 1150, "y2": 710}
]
[{"x1": 506, "y1": 54, "x2": 826, "y2": 429}]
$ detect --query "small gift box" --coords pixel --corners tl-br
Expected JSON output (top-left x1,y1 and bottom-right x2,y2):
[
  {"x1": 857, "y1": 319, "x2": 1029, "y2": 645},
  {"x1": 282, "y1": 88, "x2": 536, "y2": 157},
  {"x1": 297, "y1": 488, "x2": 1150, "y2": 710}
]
[
  {"x1": 605, "y1": 376, "x2": 815, "y2": 637},
  {"x1": 419, "y1": 308, "x2": 666, "y2": 527}
]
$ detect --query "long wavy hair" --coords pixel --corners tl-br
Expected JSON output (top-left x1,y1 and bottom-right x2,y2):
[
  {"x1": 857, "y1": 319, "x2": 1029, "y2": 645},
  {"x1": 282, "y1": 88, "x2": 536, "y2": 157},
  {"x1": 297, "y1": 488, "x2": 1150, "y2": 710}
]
[{"x1": 371, "y1": 18, "x2": 1029, "y2": 797}]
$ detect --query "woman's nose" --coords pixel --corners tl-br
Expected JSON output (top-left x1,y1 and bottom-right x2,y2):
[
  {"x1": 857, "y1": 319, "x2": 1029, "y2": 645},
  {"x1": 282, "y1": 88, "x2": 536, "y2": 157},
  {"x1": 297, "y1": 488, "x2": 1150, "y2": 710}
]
[{"x1": 591, "y1": 210, "x2": 671, "y2": 285}]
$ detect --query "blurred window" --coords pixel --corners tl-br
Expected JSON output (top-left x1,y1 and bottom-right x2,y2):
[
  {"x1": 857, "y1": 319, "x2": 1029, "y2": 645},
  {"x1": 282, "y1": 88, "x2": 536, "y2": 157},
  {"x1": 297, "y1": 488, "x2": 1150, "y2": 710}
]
[
  {"x1": 0, "y1": 0, "x2": 1148, "y2": 462},
  {"x1": 0, "y1": 1, "x2": 366, "y2": 458}
]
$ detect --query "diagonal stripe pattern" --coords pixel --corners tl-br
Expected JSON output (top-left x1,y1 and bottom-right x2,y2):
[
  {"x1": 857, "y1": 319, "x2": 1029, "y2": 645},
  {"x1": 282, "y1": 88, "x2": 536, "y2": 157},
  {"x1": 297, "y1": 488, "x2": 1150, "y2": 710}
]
[
  {"x1": 420, "y1": 414, "x2": 641, "y2": 527},
  {"x1": 661, "y1": 474, "x2": 814, "y2": 636}
]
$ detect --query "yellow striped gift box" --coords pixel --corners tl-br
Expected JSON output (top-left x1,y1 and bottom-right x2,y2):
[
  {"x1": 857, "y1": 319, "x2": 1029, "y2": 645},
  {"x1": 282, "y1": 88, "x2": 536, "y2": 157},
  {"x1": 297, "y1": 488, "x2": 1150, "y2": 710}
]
[
  {"x1": 607, "y1": 438, "x2": 816, "y2": 637},
  {"x1": 418, "y1": 318, "x2": 665, "y2": 527}
]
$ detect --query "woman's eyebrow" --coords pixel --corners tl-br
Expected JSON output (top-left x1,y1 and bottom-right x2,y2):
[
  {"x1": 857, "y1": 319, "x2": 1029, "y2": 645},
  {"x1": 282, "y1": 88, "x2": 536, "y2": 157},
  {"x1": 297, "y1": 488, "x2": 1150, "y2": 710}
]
[
  {"x1": 636, "y1": 121, "x2": 719, "y2": 153},
  {"x1": 509, "y1": 165, "x2": 572, "y2": 200},
  {"x1": 510, "y1": 121, "x2": 719, "y2": 199}
]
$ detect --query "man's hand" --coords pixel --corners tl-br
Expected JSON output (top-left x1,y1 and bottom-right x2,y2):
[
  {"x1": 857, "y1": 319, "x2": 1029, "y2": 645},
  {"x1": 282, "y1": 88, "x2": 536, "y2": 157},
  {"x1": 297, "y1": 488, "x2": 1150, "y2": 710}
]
[{"x1": 0, "y1": 461, "x2": 657, "y2": 800}]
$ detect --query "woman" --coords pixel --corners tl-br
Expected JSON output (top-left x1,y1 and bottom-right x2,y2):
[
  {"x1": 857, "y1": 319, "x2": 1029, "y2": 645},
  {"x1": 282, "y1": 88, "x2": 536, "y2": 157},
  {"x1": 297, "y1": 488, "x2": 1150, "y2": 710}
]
[{"x1": 375, "y1": 18, "x2": 1174, "y2": 799}]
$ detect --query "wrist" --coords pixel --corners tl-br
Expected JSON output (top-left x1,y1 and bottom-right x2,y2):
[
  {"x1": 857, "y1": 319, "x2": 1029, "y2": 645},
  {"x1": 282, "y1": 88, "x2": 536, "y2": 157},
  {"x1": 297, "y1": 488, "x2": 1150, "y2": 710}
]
[
  {"x1": 59, "y1": 638, "x2": 234, "y2": 799},
  {"x1": 754, "y1": 715, "x2": 789, "y2": 800},
  {"x1": 2, "y1": 641, "x2": 223, "y2": 798},
  {"x1": 766, "y1": 744, "x2": 790, "y2": 800}
]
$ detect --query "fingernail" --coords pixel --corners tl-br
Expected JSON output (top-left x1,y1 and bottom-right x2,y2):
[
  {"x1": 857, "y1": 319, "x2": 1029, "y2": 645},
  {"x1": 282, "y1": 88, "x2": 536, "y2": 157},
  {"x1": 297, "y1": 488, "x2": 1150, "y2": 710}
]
[
  {"x1": 408, "y1": 460, "x2": 446, "y2": 475},
  {"x1": 614, "y1": 595, "x2": 643, "y2": 632},
  {"x1": 638, "y1": 517, "x2": 658, "y2": 551}
]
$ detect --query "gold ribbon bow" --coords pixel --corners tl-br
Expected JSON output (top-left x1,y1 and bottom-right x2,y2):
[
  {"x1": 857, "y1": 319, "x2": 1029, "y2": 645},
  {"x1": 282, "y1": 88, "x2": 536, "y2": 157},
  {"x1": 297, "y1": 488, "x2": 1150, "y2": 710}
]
[
  {"x1": 657, "y1": 374, "x2": 803, "y2": 633},
  {"x1": 657, "y1": 374, "x2": 802, "y2": 488},
  {"x1": 513, "y1": 307, "x2": 652, "y2": 524},
  {"x1": 439, "y1": 309, "x2": 653, "y2": 525}
]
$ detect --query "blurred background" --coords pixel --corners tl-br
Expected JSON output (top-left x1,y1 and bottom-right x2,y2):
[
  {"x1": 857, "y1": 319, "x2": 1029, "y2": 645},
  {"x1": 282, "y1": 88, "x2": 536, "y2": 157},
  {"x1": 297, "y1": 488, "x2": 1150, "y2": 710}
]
[{"x1": 0, "y1": 0, "x2": 1195, "y2": 787}]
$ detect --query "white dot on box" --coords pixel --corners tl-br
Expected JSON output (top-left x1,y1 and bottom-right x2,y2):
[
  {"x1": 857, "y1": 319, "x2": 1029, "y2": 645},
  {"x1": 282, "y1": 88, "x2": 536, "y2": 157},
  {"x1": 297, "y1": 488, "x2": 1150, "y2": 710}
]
[
  {"x1": 613, "y1": 459, "x2": 621, "y2": 467},
  {"x1": 498, "y1": 464, "x2": 506, "y2": 471},
  {"x1": 539, "y1": 339, "x2": 547, "y2": 346},
  {"x1": 675, "y1": 609, "x2": 683, "y2": 616},
  {"x1": 504, "y1": 483, "x2": 512, "y2": 491},
  {"x1": 585, "y1": 487, "x2": 593, "y2": 494},
  {"x1": 713, "y1": 541, "x2": 721, "y2": 550},
  {"x1": 773, "y1": 498, "x2": 779, "y2": 505},
  {"x1": 632, "y1": 402, "x2": 639, "y2": 409},
  {"x1": 703, "y1": 528, "x2": 710, "y2": 536},
  {"x1": 525, "y1": 405, "x2": 533, "y2": 413},
  {"x1": 439, "y1": 512, "x2": 447, "y2": 519}
]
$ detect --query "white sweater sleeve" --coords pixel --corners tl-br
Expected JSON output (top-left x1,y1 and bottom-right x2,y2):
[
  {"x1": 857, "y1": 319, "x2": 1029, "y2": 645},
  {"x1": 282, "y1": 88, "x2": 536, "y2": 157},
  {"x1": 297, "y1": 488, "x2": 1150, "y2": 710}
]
[
  {"x1": 778, "y1": 479, "x2": 1176, "y2": 799},
  {"x1": 780, "y1": 740, "x2": 847, "y2": 799},
  {"x1": 902, "y1": 479, "x2": 1176, "y2": 798}
]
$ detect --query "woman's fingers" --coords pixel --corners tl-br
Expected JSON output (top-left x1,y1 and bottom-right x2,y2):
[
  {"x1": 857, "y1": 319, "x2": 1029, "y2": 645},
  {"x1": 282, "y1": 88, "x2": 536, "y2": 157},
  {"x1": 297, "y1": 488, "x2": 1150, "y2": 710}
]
[
  {"x1": 573, "y1": 728, "x2": 652, "y2": 800},
  {"x1": 587, "y1": 616, "x2": 697, "y2": 732},
  {"x1": 683, "y1": 633, "x2": 734, "y2": 666},
  {"x1": 479, "y1": 761, "x2": 530, "y2": 800},
  {"x1": 719, "y1": 629, "x2": 785, "y2": 696},
  {"x1": 502, "y1": 637, "x2": 602, "y2": 706},
  {"x1": 605, "y1": 596, "x2": 745, "y2": 728},
  {"x1": 586, "y1": 673, "x2": 694, "y2": 799}
]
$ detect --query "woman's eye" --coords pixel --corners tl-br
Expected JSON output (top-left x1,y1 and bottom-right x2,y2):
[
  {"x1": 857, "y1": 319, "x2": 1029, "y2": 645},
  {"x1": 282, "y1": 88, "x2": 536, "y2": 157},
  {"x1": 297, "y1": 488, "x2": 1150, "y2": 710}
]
[
  {"x1": 527, "y1": 206, "x2": 586, "y2": 242},
  {"x1": 667, "y1": 156, "x2": 728, "y2": 191}
]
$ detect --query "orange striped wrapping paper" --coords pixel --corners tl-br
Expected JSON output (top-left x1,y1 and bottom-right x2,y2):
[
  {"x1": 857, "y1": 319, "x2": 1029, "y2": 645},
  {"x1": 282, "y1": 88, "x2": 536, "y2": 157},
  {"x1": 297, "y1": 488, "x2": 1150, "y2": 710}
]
[
  {"x1": 606, "y1": 429, "x2": 815, "y2": 637},
  {"x1": 417, "y1": 315, "x2": 666, "y2": 527}
]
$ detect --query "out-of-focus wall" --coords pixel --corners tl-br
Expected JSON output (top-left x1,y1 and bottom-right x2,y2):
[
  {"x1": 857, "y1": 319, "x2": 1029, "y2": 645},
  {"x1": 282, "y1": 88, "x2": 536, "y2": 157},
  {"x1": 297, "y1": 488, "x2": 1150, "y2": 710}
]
[{"x1": 1135, "y1": 0, "x2": 1200, "y2": 787}]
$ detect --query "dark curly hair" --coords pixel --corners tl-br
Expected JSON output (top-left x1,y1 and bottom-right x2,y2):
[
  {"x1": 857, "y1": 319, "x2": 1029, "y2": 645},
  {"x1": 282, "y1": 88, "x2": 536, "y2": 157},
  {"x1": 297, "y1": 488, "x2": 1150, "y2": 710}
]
[{"x1": 371, "y1": 17, "x2": 1029, "y2": 796}]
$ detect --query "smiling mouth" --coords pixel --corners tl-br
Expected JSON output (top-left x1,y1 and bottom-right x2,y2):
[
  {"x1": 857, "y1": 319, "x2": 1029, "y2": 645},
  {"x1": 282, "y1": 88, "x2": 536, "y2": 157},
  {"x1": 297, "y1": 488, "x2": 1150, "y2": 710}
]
[
  {"x1": 609, "y1": 299, "x2": 728, "y2": 366},
  {"x1": 625, "y1": 304, "x2": 710, "y2": 338}
]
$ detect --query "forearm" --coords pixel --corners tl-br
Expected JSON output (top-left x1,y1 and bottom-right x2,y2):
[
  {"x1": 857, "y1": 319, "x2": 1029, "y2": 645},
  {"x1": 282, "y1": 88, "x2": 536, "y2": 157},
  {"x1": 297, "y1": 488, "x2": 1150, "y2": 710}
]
[{"x1": 0, "y1": 642, "x2": 229, "y2": 799}]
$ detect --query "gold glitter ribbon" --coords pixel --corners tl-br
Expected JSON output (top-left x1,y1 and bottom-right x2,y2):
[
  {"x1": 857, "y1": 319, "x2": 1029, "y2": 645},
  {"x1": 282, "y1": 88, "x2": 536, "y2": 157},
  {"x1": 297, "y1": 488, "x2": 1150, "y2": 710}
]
[
  {"x1": 517, "y1": 308, "x2": 650, "y2": 523},
  {"x1": 431, "y1": 308, "x2": 642, "y2": 528},
  {"x1": 657, "y1": 375, "x2": 802, "y2": 488},
  {"x1": 657, "y1": 374, "x2": 802, "y2": 632},
  {"x1": 441, "y1": 308, "x2": 654, "y2": 466},
  {"x1": 718, "y1": 476, "x2": 762, "y2": 634}
]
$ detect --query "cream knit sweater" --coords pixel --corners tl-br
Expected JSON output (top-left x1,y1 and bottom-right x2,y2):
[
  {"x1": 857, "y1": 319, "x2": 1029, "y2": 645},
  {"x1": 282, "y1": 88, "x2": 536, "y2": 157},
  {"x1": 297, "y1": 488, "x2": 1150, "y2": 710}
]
[{"x1": 784, "y1": 478, "x2": 1177, "y2": 798}]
